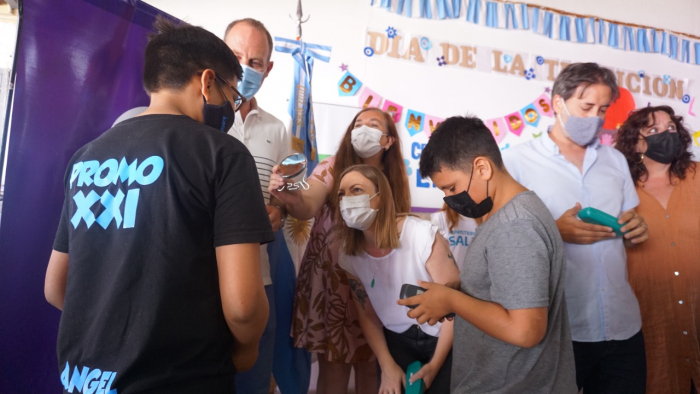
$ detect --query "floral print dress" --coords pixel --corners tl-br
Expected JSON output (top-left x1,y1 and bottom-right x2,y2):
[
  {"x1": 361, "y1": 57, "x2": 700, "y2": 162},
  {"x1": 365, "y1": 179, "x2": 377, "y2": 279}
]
[{"x1": 291, "y1": 156, "x2": 374, "y2": 363}]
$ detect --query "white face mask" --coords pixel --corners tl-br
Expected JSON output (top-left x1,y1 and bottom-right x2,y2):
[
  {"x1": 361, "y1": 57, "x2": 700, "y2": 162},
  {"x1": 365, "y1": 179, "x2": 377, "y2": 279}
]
[
  {"x1": 340, "y1": 192, "x2": 379, "y2": 231},
  {"x1": 351, "y1": 125, "x2": 387, "y2": 158}
]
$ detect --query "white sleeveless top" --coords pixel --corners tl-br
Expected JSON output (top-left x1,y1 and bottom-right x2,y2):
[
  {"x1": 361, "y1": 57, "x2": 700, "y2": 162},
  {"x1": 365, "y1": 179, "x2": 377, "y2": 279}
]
[
  {"x1": 339, "y1": 216, "x2": 441, "y2": 337},
  {"x1": 430, "y1": 211, "x2": 478, "y2": 270}
]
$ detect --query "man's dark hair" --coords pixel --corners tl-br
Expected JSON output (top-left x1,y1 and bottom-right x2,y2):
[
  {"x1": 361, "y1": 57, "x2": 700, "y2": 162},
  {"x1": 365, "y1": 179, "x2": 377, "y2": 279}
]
[
  {"x1": 224, "y1": 18, "x2": 274, "y2": 61},
  {"x1": 143, "y1": 17, "x2": 242, "y2": 94},
  {"x1": 552, "y1": 63, "x2": 619, "y2": 111},
  {"x1": 419, "y1": 116, "x2": 504, "y2": 178}
]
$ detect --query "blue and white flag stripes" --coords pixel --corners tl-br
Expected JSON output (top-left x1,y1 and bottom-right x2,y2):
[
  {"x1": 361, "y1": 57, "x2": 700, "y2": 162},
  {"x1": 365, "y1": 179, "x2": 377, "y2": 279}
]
[
  {"x1": 274, "y1": 37, "x2": 332, "y2": 175},
  {"x1": 370, "y1": 0, "x2": 700, "y2": 66}
]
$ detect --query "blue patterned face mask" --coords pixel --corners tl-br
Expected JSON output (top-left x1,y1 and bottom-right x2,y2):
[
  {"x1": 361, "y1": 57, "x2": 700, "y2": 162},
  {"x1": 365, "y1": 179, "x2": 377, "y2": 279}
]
[
  {"x1": 237, "y1": 65, "x2": 264, "y2": 100},
  {"x1": 558, "y1": 101, "x2": 604, "y2": 146}
]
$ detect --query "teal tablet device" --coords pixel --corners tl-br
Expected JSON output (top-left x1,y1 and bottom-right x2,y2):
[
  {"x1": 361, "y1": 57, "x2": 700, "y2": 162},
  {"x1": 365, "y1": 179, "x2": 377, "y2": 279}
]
[
  {"x1": 406, "y1": 361, "x2": 424, "y2": 394},
  {"x1": 577, "y1": 207, "x2": 623, "y2": 236}
]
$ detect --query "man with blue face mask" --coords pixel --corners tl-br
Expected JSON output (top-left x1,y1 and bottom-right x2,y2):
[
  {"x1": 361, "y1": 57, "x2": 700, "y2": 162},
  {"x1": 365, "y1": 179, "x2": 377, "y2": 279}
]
[
  {"x1": 223, "y1": 18, "x2": 292, "y2": 394},
  {"x1": 502, "y1": 63, "x2": 649, "y2": 393}
]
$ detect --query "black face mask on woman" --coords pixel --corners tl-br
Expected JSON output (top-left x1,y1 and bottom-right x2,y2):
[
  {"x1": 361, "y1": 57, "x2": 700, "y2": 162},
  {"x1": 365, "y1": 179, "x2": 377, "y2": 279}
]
[
  {"x1": 443, "y1": 165, "x2": 493, "y2": 219},
  {"x1": 644, "y1": 131, "x2": 682, "y2": 164}
]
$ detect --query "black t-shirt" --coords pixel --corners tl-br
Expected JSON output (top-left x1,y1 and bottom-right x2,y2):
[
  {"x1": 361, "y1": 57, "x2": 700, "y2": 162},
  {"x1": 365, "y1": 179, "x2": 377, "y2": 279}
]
[{"x1": 52, "y1": 114, "x2": 274, "y2": 394}]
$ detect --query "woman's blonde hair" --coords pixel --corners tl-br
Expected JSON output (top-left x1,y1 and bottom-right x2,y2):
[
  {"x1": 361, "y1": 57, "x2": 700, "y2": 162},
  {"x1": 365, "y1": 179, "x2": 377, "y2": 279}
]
[
  {"x1": 440, "y1": 202, "x2": 461, "y2": 232},
  {"x1": 333, "y1": 165, "x2": 400, "y2": 256}
]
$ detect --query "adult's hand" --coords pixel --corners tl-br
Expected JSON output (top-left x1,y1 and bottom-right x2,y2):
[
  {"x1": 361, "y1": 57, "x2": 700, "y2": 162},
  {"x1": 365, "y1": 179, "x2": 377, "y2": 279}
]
[
  {"x1": 268, "y1": 165, "x2": 303, "y2": 208},
  {"x1": 408, "y1": 361, "x2": 439, "y2": 389},
  {"x1": 379, "y1": 361, "x2": 405, "y2": 394},
  {"x1": 266, "y1": 204, "x2": 284, "y2": 232},
  {"x1": 619, "y1": 209, "x2": 648, "y2": 246},
  {"x1": 555, "y1": 203, "x2": 615, "y2": 244}
]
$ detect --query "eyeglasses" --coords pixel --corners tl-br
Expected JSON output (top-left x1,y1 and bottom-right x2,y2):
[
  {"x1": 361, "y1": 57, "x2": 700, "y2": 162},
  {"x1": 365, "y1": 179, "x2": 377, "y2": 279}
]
[{"x1": 215, "y1": 74, "x2": 247, "y2": 112}]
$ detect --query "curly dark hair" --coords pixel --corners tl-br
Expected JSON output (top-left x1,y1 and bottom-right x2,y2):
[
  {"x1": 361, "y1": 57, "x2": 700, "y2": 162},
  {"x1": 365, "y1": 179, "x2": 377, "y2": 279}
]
[{"x1": 615, "y1": 105, "x2": 696, "y2": 184}]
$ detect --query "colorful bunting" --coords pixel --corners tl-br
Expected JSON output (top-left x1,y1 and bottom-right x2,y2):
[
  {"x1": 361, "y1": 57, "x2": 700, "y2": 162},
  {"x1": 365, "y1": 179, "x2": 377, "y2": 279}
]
[
  {"x1": 337, "y1": 69, "x2": 558, "y2": 144},
  {"x1": 369, "y1": 0, "x2": 700, "y2": 67}
]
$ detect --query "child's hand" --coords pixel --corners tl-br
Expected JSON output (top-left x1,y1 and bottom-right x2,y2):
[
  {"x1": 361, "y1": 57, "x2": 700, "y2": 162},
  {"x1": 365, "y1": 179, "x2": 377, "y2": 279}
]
[{"x1": 397, "y1": 281, "x2": 455, "y2": 326}]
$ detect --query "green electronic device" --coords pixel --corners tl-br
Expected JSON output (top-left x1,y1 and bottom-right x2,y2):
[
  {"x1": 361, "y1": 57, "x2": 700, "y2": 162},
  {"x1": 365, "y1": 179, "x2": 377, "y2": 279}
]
[
  {"x1": 406, "y1": 361, "x2": 424, "y2": 394},
  {"x1": 577, "y1": 207, "x2": 624, "y2": 236}
]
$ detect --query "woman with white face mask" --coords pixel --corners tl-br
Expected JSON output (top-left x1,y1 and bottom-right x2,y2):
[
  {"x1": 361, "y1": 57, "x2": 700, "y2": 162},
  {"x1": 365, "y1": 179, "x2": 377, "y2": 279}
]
[
  {"x1": 269, "y1": 108, "x2": 410, "y2": 393},
  {"x1": 333, "y1": 165, "x2": 460, "y2": 394}
]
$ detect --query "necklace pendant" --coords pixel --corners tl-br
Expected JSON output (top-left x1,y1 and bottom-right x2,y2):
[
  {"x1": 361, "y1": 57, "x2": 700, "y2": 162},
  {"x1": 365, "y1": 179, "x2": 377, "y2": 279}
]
[{"x1": 371, "y1": 278, "x2": 375, "y2": 288}]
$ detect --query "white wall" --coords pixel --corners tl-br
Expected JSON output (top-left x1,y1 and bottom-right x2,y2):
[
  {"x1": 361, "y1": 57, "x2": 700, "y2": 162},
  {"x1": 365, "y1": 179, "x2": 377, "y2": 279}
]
[{"x1": 144, "y1": 0, "x2": 700, "y2": 209}]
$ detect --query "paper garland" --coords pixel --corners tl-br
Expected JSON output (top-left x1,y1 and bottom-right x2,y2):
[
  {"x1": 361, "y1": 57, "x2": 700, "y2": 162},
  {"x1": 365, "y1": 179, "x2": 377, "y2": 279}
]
[
  {"x1": 338, "y1": 70, "x2": 552, "y2": 142},
  {"x1": 370, "y1": 0, "x2": 700, "y2": 67}
]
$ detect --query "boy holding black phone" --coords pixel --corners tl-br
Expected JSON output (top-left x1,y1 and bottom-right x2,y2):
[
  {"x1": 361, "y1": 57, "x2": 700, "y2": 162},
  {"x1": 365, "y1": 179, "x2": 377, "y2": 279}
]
[{"x1": 399, "y1": 116, "x2": 577, "y2": 393}]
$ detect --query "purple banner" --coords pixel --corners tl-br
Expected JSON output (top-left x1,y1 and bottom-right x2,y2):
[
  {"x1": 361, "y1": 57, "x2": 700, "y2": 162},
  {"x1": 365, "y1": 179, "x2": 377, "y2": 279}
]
[{"x1": 0, "y1": 1, "x2": 176, "y2": 392}]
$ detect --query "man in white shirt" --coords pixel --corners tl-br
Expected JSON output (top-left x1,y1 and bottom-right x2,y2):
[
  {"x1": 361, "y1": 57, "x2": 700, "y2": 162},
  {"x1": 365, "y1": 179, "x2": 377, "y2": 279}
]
[
  {"x1": 224, "y1": 18, "x2": 291, "y2": 394},
  {"x1": 503, "y1": 63, "x2": 649, "y2": 393}
]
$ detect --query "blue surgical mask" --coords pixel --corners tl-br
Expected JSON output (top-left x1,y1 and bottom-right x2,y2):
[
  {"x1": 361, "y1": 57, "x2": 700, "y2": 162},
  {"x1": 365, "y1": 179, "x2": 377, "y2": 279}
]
[
  {"x1": 237, "y1": 65, "x2": 264, "y2": 100},
  {"x1": 557, "y1": 101, "x2": 604, "y2": 146}
]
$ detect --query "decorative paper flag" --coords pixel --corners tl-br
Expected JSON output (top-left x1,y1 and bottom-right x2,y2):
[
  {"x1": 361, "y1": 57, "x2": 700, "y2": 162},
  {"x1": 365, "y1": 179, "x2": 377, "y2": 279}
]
[
  {"x1": 358, "y1": 87, "x2": 383, "y2": 108},
  {"x1": 370, "y1": 1, "x2": 700, "y2": 67},
  {"x1": 534, "y1": 92, "x2": 554, "y2": 117},
  {"x1": 382, "y1": 99, "x2": 404, "y2": 123},
  {"x1": 405, "y1": 109, "x2": 425, "y2": 136},
  {"x1": 505, "y1": 111, "x2": 525, "y2": 136},
  {"x1": 274, "y1": 36, "x2": 331, "y2": 172},
  {"x1": 485, "y1": 117, "x2": 508, "y2": 143},
  {"x1": 520, "y1": 103, "x2": 540, "y2": 127},
  {"x1": 424, "y1": 115, "x2": 445, "y2": 137},
  {"x1": 337, "y1": 71, "x2": 362, "y2": 96}
]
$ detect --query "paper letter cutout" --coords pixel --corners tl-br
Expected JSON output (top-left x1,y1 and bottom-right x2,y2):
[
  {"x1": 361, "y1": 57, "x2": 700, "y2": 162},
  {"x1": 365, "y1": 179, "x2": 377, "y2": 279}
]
[
  {"x1": 358, "y1": 87, "x2": 383, "y2": 109},
  {"x1": 405, "y1": 109, "x2": 425, "y2": 136},
  {"x1": 338, "y1": 71, "x2": 362, "y2": 96},
  {"x1": 382, "y1": 99, "x2": 404, "y2": 123}
]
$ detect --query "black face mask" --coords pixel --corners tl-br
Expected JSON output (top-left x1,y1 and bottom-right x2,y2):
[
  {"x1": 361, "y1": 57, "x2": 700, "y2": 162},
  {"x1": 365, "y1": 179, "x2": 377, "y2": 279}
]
[
  {"x1": 644, "y1": 131, "x2": 682, "y2": 164},
  {"x1": 443, "y1": 165, "x2": 493, "y2": 219},
  {"x1": 202, "y1": 81, "x2": 235, "y2": 133}
]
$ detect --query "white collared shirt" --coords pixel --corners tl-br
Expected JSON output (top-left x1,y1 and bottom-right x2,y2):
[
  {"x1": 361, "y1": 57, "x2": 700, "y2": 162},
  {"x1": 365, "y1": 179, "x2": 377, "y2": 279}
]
[
  {"x1": 228, "y1": 99, "x2": 291, "y2": 285},
  {"x1": 502, "y1": 130, "x2": 642, "y2": 342}
]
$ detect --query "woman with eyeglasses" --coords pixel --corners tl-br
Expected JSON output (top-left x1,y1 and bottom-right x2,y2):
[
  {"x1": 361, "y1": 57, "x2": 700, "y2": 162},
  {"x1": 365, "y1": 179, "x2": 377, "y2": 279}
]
[
  {"x1": 615, "y1": 105, "x2": 700, "y2": 394},
  {"x1": 269, "y1": 108, "x2": 410, "y2": 393}
]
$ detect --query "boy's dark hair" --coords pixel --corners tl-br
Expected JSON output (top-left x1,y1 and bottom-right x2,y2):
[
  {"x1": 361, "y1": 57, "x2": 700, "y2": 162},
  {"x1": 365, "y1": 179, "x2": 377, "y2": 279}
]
[
  {"x1": 419, "y1": 116, "x2": 504, "y2": 178},
  {"x1": 552, "y1": 63, "x2": 619, "y2": 112},
  {"x1": 224, "y1": 18, "x2": 274, "y2": 61},
  {"x1": 143, "y1": 17, "x2": 242, "y2": 94}
]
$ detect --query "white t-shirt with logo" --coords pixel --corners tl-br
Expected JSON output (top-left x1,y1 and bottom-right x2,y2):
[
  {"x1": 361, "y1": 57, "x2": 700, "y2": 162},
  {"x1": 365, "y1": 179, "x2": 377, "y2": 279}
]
[
  {"x1": 430, "y1": 211, "x2": 478, "y2": 270},
  {"x1": 228, "y1": 99, "x2": 291, "y2": 285}
]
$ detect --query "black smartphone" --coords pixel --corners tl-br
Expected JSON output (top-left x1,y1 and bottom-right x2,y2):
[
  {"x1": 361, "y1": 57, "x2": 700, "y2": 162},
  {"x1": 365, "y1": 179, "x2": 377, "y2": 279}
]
[
  {"x1": 399, "y1": 283, "x2": 455, "y2": 319},
  {"x1": 399, "y1": 284, "x2": 426, "y2": 308}
]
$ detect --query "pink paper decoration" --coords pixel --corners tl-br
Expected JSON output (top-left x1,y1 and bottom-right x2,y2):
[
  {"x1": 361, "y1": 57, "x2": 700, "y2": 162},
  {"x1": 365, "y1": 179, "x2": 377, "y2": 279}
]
[{"x1": 357, "y1": 87, "x2": 383, "y2": 109}]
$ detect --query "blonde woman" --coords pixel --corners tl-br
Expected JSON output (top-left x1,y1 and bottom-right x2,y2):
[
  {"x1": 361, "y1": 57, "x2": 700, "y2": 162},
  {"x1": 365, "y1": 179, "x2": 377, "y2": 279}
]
[
  {"x1": 333, "y1": 165, "x2": 460, "y2": 393},
  {"x1": 269, "y1": 109, "x2": 410, "y2": 393}
]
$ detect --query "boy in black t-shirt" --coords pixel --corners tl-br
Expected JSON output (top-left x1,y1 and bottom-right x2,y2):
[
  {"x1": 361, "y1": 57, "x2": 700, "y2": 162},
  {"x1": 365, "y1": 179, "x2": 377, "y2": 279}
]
[{"x1": 44, "y1": 18, "x2": 274, "y2": 393}]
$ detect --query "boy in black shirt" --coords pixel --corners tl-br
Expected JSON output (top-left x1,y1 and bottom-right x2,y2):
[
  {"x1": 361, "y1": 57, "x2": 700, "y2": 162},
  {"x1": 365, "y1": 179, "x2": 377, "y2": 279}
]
[{"x1": 44, "y1": 18, "x2": 274, "y2": 393}]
